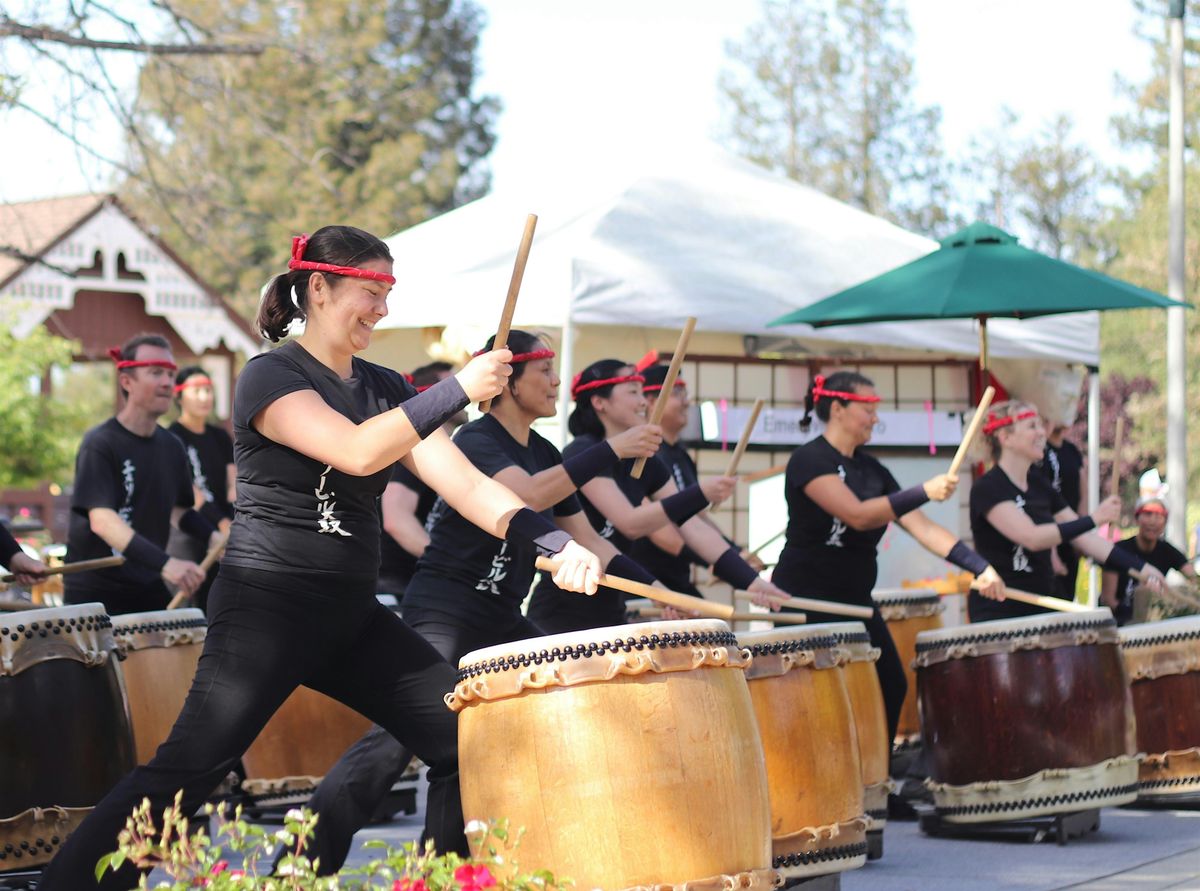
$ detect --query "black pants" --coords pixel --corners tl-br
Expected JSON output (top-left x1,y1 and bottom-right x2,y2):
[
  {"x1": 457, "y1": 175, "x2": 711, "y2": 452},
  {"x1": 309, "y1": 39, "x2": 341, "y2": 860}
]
[
  {"x1": 295, "y1": 607, "x2": 544, "y2": 874},
  {"x1": 795, "y1": 605, "x2": 908, "y2": 747},
  {"x1": 39, "y1": 567, "x2": 465, "y2": 890}
]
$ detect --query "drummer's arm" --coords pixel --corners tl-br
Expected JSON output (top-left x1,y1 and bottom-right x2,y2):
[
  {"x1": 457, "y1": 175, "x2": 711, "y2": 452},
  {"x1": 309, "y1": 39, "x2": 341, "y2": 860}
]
[
  {"x1": 895, "y1": 509, "x2": 956, "y2": 555},
  {"x1": 1100, "y1": 569, "x2": 1119, "y2": 610},
  {"x1": 804, "y1": 476, "x2": 897, "y2": 530},
  {"x1": 493, "y1": 464, "x2": 582, "y2": 513},
  {"x1": 985, "y1": 502, "x2": 1065, "y2": 551},
  {"x1": 578, "y1": 477, "x2": 677, "y2": 538},
  {"x1": 647, "y1": 511, "x2": 687, "y2": 556}
]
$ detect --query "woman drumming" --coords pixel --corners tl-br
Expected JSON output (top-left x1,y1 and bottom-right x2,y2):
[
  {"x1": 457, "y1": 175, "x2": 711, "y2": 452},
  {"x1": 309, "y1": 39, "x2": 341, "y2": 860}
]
[
  {"x1": 776, "y1": 371, "x2": 1004, "y2": 746},
  {"x1": 299, "y1": 330, "x2": 667, "y2": 871},
  {"x1": 527, "y1": 358, "x2": 790, "y2": 633},
  {"x1": 38, "y1": 227, "x2": 604, "y2": 890},
  {"x1": 969, "y1": 400, "x2": 1164, "y2": 623},
  {"x1": 167, "y1": 365, "x2": 236, "y2": 612}
]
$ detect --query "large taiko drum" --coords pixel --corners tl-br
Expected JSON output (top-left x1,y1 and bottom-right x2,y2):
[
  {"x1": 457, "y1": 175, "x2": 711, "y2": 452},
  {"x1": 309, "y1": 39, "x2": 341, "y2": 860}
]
[
  {"x1": 240, "y1": 686, "x2": 372, "y2": 805},
  {"x1": 916, "y1": 608, "x2": 1138, "y2": 822},
  {"x1": 738, "y1": 626, "x2": 867, "y2": 880},
  {"x1": 823, "y1": 623, "x2": 890, "y2": 833},
  {"x1": 111, "y1": 609, "x2": 207, "y2": 764},
  {"x1": 0, "y1": 604, "x2": 136, "y2": 869},
  {"x1": 872, "y1": 587, "x2": 944, "y2": 745},
  {"x1": 447, "y1": 620, "x2": 777, "y2": 891},
  {"x1": 1119, "y1": 616, "x2": 1200, "y2": 802}
]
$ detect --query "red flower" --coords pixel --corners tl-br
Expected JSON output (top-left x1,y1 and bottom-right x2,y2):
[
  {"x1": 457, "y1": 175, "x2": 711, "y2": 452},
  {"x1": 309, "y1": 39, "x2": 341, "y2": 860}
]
[
  {"x1": 211, "y1": 861, "x2": 229, "y2": 875},
  {"x1": 394, "y1": 878, "x2": 429, "y2": 891},
  {"x1": 454, "y1": 864, "x2": 496, "y2": 891}
]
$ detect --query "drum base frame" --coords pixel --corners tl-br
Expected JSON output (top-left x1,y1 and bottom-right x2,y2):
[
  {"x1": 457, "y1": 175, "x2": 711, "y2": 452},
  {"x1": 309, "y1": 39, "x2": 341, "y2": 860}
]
[
  {"x1": 916, "y1": 804, "x2": 1101, "y2": 846},
  {"x1": 780, "y1": 872, "x2": 842, "y2": 890},
  {"x1": 772, "y1": 816, "x2": 867, "y2": 881},
  {"x1": 1137, "y1": 748, "x2": 1200, "y2": 805},
  {"x1": 865, "y1": 829, "x2": 883, "y2": 861},
  {"x1": 0, "y1": 867, "x2": 41, "y2": 891}
]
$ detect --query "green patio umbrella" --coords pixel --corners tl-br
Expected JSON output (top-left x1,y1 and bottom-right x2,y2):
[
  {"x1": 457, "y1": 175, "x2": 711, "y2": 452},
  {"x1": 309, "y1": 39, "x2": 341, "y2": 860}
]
[{"x1": 769, "y1": 221, "x2": 1188, "y2": 369}]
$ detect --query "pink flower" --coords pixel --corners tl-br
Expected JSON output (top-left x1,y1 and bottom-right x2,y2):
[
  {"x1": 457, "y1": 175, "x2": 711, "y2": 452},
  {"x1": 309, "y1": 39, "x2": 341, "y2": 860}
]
[
  {"x1": 211, "y1": 862, "x2": 229, "y2": 875},
  {"x1": 454, "y1": 864, "x2": 496, "y2": 891},
  {"x1": 394, "y1": 878, "x2": 429, "y2": 891}
]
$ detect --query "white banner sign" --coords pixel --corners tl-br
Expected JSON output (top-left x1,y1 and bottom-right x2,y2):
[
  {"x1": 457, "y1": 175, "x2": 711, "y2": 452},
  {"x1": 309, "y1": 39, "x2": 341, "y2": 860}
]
[{"x1": 693, "y1": 402, "x2": 965, "y2": 450}]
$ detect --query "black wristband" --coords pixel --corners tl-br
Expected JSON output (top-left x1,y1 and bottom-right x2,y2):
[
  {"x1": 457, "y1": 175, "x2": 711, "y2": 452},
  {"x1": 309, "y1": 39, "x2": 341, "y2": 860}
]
[
  {"x1": 886, "y1": 484, "x2": 930, "y2": 518},
  {"x1": 946, "y1": 540, "x2": 990, "y2": 576},
  {"x1": 660, "y1": 484, "x2": 710, "y2": 526},
  {"x1": 399, "y1": 375, "x2": 470, "y2": 439},
  {"x1": 605, "y1": 553, "x2": 658, "y2": 586},
  {"x1": 123, "y1": 533, "x2": 170, "y2": 572},
  {"x1": 712, "y1": 545, "x2": 761, "y2": 590},
  {"x1": 562, "y1": 440, "x2": 619, "y2": 487},
  {"x1": 1104, "y1": 546, "x2": 1147, "y2": 574},
  {"x1": 506, "y1": 507, "x2": 573, "y2": 557},
  {"x1": 178, "y1": 508, "x2": 218, "y2": 542},
  {"x1": 1056, "y1": 516, "x2": 1096, "y2": 542}
]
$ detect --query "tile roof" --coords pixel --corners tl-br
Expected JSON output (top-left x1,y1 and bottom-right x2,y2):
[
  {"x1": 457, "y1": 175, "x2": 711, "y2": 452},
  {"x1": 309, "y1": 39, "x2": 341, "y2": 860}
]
[{"x1": 0, "y1": 193, "x2": 107, "y2": 286}]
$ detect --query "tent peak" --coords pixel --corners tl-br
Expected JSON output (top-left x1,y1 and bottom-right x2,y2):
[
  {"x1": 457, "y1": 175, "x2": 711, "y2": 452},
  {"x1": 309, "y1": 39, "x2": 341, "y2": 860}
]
[{"x1": 940, "y1": 221, "x2": 1018, "y2": 249}]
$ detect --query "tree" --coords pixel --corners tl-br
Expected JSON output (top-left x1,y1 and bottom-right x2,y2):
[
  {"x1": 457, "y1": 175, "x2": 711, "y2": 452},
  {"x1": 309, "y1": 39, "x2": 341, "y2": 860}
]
[
  {"x1": 119, "y1": 0, "x2": 499, "y2": 317},
  {"x1": 718, "y1": 0, "x2": 949, "y2": 234}
]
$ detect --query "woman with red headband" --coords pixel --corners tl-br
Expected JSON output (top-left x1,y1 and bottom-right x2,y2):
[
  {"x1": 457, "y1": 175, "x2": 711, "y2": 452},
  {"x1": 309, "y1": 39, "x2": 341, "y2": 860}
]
[
  {"x1": 1101, "y1": 497, "x2": 1194, "y2": 624},
  {"x1": 294, "y1": 330, "x2": 666, "y2": 872},
  {"x1": 39, "y1": 226, "x2": 605, "y2": 890},
  {"x1": 527, "y1": 358, "x2": 791, "y2": 633},
  {"x1": 777, "y1": 370, "x2": 1001, "y2": 747},
  {"x1": 166, "y1": 365, "x2": 236, "y2": 612},
  {"x1": 970, "y1": 400, "x2": 1164, "y2": 623}
]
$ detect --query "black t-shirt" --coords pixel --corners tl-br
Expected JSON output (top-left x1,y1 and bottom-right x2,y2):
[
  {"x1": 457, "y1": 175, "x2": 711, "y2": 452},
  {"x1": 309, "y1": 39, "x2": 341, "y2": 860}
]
[
  {"x1": 1109, "y1": 535, "x2": 1189, "y2": 624},
  {"x1": 1039, "y1": 439, "x2": 1084, "y2": 511},
  {"x1": 771, "y1": 436, "x2": 900, "y2": 605},
  {"x1": 0, "y1": 524, "x2": 22, "y2": 567},
  {"x1": 527, "y1": 434, "x2": 673, "y2": 632},
  {"x1": 969, "y1": 466, "x2": 1069, "y2": 616},
  {"x1": 402, "y1": 414, "x2": 580, "y2": 624},
  {"x1": 166, "y1": 422, "x2": 235, "y2": 563},
  {"x1": 377, "y1": 462, "x2": 438, "y2": 593},
  {"x1": 629, "y1": 439, "x2": 705, "y2": 595},
  {"x1": 65, "y1": 417, "x2": 194, "y2": 608},
  {"x1": 221, "y1": 341, "x2": 414, "y2": 588}
]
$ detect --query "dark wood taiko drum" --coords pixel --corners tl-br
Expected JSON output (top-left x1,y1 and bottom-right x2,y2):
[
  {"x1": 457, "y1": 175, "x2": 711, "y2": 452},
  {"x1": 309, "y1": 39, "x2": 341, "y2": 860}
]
[
  {"x1": 1119, "y1": 616, "x2": 1200, "y2": 802},
  {"x1": 0, "y1": 603, "x2": 136, "y2": 869},
  {"x1": 916, "y1": 608, "x2": 1138, "y2": 822}
]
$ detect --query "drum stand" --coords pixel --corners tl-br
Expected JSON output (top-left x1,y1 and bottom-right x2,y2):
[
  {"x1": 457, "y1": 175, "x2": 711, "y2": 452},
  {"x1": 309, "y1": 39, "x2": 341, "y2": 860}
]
[
  {"x1": 866, "y1": 828, "x2": 883, "y2": 860},
  {"x1": 914, "y1": 804, "x2": 1101, "y2": 846},
  {"x1": 0, "y1": 867, "x2": 41, "y2": 891},
  {"x1": 782, "y1": 874, "x2": 841, "y2": 890}
]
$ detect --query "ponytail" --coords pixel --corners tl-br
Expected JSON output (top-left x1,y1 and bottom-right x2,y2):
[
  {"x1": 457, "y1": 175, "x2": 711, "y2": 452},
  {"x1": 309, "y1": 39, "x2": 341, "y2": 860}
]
[{"x1": 257, "y1": 273, "x2": 304, "y2": 343}]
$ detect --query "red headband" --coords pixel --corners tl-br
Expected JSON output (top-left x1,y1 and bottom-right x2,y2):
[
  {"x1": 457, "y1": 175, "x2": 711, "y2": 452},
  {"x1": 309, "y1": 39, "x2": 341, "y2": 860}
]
[
  {"x1": 174, "y1": 376, "x2": 212, "y2": 394},
  {"x1": 287, "y1": 234, "x2": 396, "y2": 285},
  {"x1": 108, "y1": 346, "x2": 178, "y2": 372},
  {"x1": 472, "y1": 347, "x2": 557, "y2": 364},
  {"x1": 642, "y1": 379, "x2": 686, "y2": 394},
  {"x1": 812, "y1": 374, "x2": 880, "y2": 404},
  {"x1": 982, "y1": 409, "x2": 1038, "y2": 436},
  {"x1": 1135, "y1": 501, "x2": 1168, "y2": 517},
  {"x1": 571, "y1": 373, "x2": 645, "y2": 398}
]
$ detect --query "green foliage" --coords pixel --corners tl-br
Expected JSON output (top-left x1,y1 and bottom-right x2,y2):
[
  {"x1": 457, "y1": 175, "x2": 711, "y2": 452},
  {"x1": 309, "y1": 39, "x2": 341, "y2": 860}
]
[
  {"x1": 0, "y1": 326, "x2": 91, "y2": 488},
  {"x1": 718, "y1": 0, "x2": 949, "y2": 234},
  {"x1": 120, "y1": 0, "x2": 499, "y2": 318},
  {"x1": 98, "y1": 792, "x2": 572, "y2": 890}
]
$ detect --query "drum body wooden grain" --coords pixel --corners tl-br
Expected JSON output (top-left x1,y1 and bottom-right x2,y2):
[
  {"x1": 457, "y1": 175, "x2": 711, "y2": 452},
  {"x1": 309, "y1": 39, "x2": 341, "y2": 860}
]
[
  {"x1": 916, "y1": 609, "x2": 1138, "y2": 822},
  {"x1": 0, "y1": 604, "x2": 135, "y2": 869},
  {"x1": 240, "y1": 686, "x2": 372, "y2": 803},
  {"x1": 1120, "y1": 616, "x2": 1200, "y2": 802},
  {"x1": 872, "y1": 588, "x2": 944, "y2": 745},
  {"x1": 448, "y1": 620, "x2": 776, "y2": 891},
  {"x1": 825, "y1": 623, "x2": 889, "y2": 831},
  {"x1": 111, "y1": 609, "x2": 206, "y2": 764},
  {"x1": 738, "y1": 626, "x2": 866, "y2": 879}
]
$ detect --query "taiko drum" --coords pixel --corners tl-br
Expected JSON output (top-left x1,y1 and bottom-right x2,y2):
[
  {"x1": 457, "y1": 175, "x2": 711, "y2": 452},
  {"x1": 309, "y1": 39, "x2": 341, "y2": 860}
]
[{"x1": 872, "y1": 587, "x2": 944, "y2": 745}]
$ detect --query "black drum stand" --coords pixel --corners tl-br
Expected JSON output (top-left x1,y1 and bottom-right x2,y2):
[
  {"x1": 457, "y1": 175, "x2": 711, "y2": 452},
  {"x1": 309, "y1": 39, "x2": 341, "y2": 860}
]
[{"x1": 915, "y1": 803, "x2": 1101, "y2": 845}]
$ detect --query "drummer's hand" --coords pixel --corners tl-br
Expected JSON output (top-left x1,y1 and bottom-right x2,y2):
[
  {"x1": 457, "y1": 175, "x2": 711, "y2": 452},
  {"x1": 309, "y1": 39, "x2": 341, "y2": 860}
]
[
  {"x1": 163, "y1": 558, "x2": 205, "y2": 596},
  {"x1": 747, "y1": 578, "x2": 790, "y2": 612},
  {"x1": 699, "y1": 475, "x2": 737, "y2": 508},
  {"x1": 740, "y1": 548, "x2": 766, "y2": 573},
  {"x1": 1136, "y1": 564, "x2": 1166, "y2": 593},
  {"x1": 923, "y1": 473, "x2": 959, "y2": 502},
  {"x1": 549, "y1": 540, "x2": 602, "y2": 596},
  {"x1": 1091, "y1": 496, "x2": 1122, "y2": 528},
  {"x1": 1050, "y1": 548, "x2": 1068, "y2": 577},
  {"x1": 6, "y1": 552, "x2": 48, "y2": 587},
  {"x1": 608, "y1": 424, "x2": 663, "y2": 460},
  {"x1": 972, "y1": 566, "x2": 1006, "y2": 601},
  {"x1": 661, "y1": 604, "x2": 700, "y2": 620},
  {"x1": 456, "y1": 349, "x2": 513, "y2": 402},
  {"x1": 208, "y1": 530, "x2": 226, "y2": 554}
]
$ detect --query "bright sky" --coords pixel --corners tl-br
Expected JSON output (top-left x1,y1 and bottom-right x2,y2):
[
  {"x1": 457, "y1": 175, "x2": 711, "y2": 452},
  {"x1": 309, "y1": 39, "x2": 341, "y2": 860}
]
[{"x1": 0, "y1": 0, "x2": 1154, "y2": 204}]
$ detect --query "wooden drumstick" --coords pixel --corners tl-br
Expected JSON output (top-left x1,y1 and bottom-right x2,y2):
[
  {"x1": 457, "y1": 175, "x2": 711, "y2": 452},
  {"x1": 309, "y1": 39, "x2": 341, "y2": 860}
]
[
  {"x1": 1, "y1": 555, "x2": 124, "y2": 583},
  {"x1": 631, "y1": 317, "x2": 696, "y2": 479},
  {"x1": 740, "y1": 463, "x2": 787, "y2": 484},
  {"x1": 535, "y1": 555, "x2": 734, "y2": 620},
  {"x1": 1111, "y1": 416, "x2": 1125, "y2": 500},
  {"x1": 971, "y1": 583, "x2": 1091, "y2": 613},
  {"x1": 734, "y1": 589, "x2": 873, "y2": 619},
  {"x1": 948, "y1": 386, "x2": 996, "y2": 477},
  {"x1": 480, "y1": 213, "x2": 538, "y2": 414},
  {"x1": 724, "y1": 399, "x2": 765, "y2": 478},
  {"x1": 636, "y1": 605, "x2": 807, "y2": 624},
  {"x1": 167, "y1": 534, "x2": 228, "y2": 610}
]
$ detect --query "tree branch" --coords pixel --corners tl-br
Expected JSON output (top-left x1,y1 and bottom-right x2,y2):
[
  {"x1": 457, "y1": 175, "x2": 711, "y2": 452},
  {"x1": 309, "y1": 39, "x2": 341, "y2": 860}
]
[{"x1": 0, "y1": 15, "x2": 264, "y2": 55}]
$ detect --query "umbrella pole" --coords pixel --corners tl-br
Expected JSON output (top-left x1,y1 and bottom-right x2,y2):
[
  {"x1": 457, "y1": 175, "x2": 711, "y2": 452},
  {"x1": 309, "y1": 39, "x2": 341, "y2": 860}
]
[{"x1": 978, "y1": 316, "x2": 990, "y2": 386}]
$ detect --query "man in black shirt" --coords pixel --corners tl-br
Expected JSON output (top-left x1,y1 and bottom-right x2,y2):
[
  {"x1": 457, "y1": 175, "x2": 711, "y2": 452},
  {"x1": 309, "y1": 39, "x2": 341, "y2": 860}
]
[
  {"x1": 1102, "y1": 497, "x2": 1194, "y2": 624},
  {"x1": 65, "y1": 334, "x2": 216, "y2": 614},
  {"x1": 1039, "y1": 423, "x2": 1086, "y2": 599}
]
